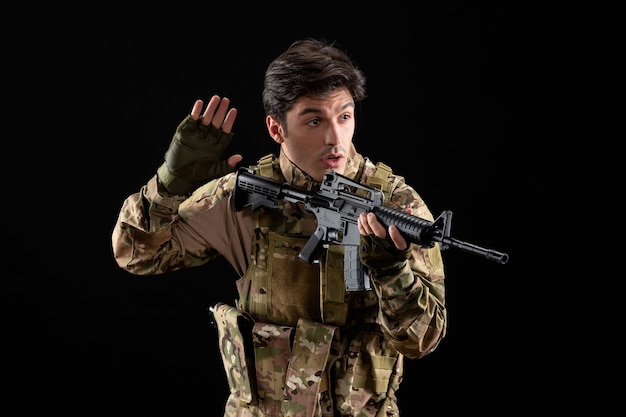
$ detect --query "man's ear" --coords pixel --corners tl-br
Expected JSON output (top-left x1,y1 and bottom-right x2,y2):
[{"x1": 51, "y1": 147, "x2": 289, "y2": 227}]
[{"x1": 266, "y1": 115, "x2": 284, "y2": 144}]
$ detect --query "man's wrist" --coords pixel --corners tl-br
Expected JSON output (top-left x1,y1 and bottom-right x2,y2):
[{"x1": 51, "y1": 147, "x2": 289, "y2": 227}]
[
  {"x1": 369, "y1": 260, "x2": 408, "y2": 280},
  {"x1": 157, "y1": 163, "x2": 195, "y2": 196}
]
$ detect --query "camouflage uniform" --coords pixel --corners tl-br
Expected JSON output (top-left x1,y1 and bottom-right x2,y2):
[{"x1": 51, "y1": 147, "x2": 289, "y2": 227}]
[{"x1": 112, "y1": 145, "x2": 447, "y2": 417}]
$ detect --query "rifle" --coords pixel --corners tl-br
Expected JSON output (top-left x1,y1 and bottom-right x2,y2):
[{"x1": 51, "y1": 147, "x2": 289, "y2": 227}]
[{"x1": 234, "y1": 167, "x2": 509, "y2": 292}]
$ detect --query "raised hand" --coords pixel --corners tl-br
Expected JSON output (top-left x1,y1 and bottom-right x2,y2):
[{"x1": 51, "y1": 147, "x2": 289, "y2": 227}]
[{"x1": 157, "y1": 96, "x2": 243, "y2": 195}]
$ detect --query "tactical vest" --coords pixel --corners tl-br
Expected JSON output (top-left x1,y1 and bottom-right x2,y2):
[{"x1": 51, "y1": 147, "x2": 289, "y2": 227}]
[
  {"x1": 235, "y1": 153, "x2": 394, "y2": 327},
  {"x1": 214, "y1": 154, "x2": 402, "y2": 417}
]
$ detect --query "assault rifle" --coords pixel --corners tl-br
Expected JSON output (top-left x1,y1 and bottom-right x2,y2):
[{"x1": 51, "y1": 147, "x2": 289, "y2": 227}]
[{"x1": 234, "y1": 167, "x2": 509, "y2": 292}]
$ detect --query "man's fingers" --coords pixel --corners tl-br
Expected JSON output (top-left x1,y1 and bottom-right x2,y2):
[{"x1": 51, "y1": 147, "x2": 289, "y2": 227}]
[
  {"x1": 358, "y1": 213, "x2": 372, "y2": 235},
  {"x1": 367, "y1": 212, "x2": 386, "y2": 238},
  {"x1": 221, "y1": 108, "x2": 238, "y2": 133},
  {"x1": 361, "y1": 212, "x2": 409, "y2": 250},
  {"x1": 210, "y1": 97, "x2": 231, "y2": 129},
  {"x1": 388, "y1": 226, "x2": 408, "y2": 251},
  {"x1": 199, "y1": 95, "x2": 221, "y2": 126},
  {"x1": 227, "y1": 154, "x2": 243, "y2": 168},
  {"x1": 194, "y1": 96, "x2": 237, "y2": 132},
  {"x1": 190, "y1": 99, "x2": 205, "y2": 120}
]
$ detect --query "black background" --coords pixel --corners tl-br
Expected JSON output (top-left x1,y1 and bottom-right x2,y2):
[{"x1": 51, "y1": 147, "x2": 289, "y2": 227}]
[{"x1": 2, "y1": 3, "x2": 620, "y2": 415}]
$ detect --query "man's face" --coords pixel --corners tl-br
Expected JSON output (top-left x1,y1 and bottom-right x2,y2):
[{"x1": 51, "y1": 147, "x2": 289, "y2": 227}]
[{"x1": 267, "y1": 87, "x2": 356, "y2": 182}]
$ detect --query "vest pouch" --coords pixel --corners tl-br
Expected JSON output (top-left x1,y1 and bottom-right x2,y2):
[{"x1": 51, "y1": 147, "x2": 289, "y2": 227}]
[
  {"x1": 248, "y1": 318, "x2": 338, "y2": 417},
  {"x1": 320, "y1": 244, "x2": 349, "y2": 326},
  {"x1": 266, "y1": 232, "x2": 322, "y2": 326},
  {"x1": 252, "y1": 322, "x2": 294, "y2": 415},
  {"x1": 212, "y1": 302, "x2": 257, "y2": 405},
  {"x1": 336, "y1": 330, "x2": 402, "y2": 414},
  {"x1": 281, "y1": 318, "x2": 338, "y2": 417}
]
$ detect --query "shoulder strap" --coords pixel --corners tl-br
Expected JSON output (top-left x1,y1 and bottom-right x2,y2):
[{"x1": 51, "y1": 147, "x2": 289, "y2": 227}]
[
  {"x1": 365, "y1": 161, "x2": 393, "y2": 201},
  {"x1": 256, "y1": 153, "x2": 278, "y2": 178}
]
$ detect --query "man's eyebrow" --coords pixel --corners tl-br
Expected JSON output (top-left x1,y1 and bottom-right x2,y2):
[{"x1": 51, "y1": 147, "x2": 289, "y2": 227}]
[
  {"x1": 297, "y1": 107, "x2": 322, "y2": 116},
  {"x1": 297, "y1": 102, "x2": 355, "y2": 117}
]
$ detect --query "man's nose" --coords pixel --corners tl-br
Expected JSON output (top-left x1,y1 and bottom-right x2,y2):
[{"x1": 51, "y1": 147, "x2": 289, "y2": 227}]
[{"x1": 324, "y1": 123, "x2": 341, "y2": 146}]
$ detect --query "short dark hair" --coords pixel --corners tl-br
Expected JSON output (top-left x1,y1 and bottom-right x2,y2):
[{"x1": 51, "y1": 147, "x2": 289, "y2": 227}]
[{"x1": 262, "y1": 38, "x2": 367, "y2": 126}]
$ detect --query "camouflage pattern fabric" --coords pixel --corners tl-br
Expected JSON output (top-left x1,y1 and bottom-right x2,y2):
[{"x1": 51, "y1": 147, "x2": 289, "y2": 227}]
[
  {"x1": 281, "y1": 319, "x2": 338, "y2": 417},
  {"x1": 112, "y1": 145, "x2": 447, "y2": 416},
  {"x1": 253, "y1": 322, "x2": 293, "y2": 415},
  {"x1": 213, "y1": 303, "x2": 256, "y2": 405}
]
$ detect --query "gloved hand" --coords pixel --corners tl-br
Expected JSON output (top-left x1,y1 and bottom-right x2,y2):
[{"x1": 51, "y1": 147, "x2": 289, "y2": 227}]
[
  {"x1": 157, "y1": 115, "x2": 235, "y2": 195},
  {"x1": 359, "y1": 234, "x2": 412, "y2": 279}
]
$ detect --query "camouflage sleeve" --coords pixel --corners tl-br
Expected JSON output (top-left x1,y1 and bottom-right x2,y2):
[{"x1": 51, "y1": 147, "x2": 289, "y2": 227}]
[
  {"x1": 111, "y1": 174, "x2": 220, "y2": 275},
  {"x1": 371, "y1": 180, "x2": 447, "y2": 360}
]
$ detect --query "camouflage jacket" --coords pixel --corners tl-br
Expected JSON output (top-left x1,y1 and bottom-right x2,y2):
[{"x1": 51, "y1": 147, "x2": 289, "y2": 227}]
[{"x1": 112, "y1": 146, "x2": 447, "y2": 416}]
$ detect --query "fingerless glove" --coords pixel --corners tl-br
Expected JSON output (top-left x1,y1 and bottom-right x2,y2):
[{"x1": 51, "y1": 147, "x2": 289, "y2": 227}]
[
  {"x1": 359, "y1": 234, "x2": 412, "y2": 279},
  {"x1": 157, "y1": 115, "x2": 235, "y2": 195}
]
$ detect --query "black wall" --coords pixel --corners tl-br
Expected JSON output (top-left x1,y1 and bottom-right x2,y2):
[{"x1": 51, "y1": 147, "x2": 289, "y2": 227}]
[{"x1": 2, "y1": 3, "x2": 618, "y2": 415}]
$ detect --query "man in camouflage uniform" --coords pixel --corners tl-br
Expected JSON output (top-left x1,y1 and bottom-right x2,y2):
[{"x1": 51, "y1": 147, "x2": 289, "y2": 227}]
[{"x1": 112, "y1": 38, "x2": 447, "y2": 416}]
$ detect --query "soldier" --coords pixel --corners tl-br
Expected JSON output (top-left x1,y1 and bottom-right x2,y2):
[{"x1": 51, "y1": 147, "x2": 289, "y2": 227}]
[{"x1": 112, "y1": 38, "x2": 447, "y2": 417}]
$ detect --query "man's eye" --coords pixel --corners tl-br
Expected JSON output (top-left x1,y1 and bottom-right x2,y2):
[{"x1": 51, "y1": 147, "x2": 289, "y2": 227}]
[{"x1": 307, "y1": 119, "x2": 320, "y2": 126}]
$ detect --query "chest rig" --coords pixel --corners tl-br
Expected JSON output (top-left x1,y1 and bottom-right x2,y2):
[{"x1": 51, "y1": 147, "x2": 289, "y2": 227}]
[
  {"x1": 234, "y1": 154, "x2": 394, "y2": 328},
  {"x1": 217, "y1": 154, "x2": 403, "y2": 416}
]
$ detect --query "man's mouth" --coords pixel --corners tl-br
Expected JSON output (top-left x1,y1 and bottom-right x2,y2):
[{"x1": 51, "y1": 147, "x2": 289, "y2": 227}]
[{"x1": 322, "y1": 155, "x2": 343, "y2": 168}]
